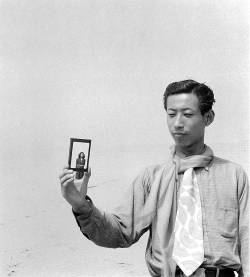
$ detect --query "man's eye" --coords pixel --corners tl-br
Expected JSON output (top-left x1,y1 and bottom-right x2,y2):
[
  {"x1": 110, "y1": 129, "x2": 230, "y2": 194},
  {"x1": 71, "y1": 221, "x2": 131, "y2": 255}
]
[
  {"x1": 184, "y1": 114, "x2": 193, "y2": 117},
  {"x1": 168, "y1": 114, "x2": 175, "y2": 117}
]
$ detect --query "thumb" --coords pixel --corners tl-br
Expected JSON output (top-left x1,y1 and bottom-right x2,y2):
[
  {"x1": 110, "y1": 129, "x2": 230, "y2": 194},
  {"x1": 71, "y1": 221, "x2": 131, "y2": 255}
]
[
  {"x1": 82, "y1": 167, "x2": 91, "y2": 185},
  {"x1": 84, "y1": 167, "x2": 91, "y2": 179},
  {"x1": 79, "y1": 167, "x2": 91, "y2": 195}
]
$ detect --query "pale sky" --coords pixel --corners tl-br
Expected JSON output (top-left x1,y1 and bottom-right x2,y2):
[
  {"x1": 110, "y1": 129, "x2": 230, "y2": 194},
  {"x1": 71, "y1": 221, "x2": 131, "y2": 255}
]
[{"x1": 0, "y1": 0, "x2": 249, "y2": 185}]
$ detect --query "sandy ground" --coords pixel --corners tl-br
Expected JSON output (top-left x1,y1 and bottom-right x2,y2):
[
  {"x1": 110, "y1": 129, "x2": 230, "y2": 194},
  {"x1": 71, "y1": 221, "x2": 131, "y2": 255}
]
[
  {"x1": 0, "y1": 146, "x2": 154, "y2": 277},
  {"x1": 0, "y1": 143, "x2": 249, "y2": 276}
]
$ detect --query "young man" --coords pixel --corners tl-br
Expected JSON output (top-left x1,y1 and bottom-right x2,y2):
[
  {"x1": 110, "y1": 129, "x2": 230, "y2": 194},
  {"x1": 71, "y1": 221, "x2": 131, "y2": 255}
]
[{"x1": 59, "y1": 80, "x2": 249, "y2": 277}]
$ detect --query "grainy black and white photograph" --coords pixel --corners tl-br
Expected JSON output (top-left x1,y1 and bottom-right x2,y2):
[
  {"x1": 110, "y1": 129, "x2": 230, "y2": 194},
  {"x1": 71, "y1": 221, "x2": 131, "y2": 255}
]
[
  {"x1": 0, "y1": 1, "x2": 249, "y2": 277},
  {"x1": 68, "y1": 138, "x2": 91, "y2": 173}
]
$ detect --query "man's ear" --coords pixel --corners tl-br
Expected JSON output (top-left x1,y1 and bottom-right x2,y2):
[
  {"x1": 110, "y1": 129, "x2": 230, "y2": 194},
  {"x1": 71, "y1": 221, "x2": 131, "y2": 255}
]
[{"x1": 204, "y1": 110, "x2": 215, "y2": 126}]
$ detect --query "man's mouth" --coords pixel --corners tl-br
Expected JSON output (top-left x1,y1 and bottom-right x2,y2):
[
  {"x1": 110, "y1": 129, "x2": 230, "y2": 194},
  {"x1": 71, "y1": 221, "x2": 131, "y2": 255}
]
[{"x1": 172, "y1": 132, "x2": 186, "y2": 137}]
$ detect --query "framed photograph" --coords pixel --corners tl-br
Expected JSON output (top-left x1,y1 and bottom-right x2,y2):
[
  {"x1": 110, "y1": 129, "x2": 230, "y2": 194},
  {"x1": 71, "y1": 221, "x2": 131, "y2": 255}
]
[{"x1": 68, "y1": 138, "x2": 91, "y2": 173}]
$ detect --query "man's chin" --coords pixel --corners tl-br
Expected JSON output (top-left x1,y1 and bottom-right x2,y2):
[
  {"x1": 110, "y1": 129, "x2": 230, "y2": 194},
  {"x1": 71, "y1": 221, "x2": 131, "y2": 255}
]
[{"x1": 173, "y1": 138, "x2": 188, "y2": 146}]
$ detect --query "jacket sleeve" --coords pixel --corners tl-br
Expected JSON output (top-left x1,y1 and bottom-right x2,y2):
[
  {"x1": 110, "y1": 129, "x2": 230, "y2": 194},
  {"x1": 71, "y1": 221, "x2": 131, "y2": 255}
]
[
  {"x1": 73, "y1": 167, "x2": 153, "y2": 248},
  {"x1": 238, "y1": 168, "x2": 249, "y2": 277}
]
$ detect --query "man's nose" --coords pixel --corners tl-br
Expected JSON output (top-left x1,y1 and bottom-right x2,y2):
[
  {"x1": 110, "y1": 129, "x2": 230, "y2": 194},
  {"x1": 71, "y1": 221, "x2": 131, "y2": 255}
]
[{"x1": 174, "y1": 115, "x2": 184, "y2": 129}]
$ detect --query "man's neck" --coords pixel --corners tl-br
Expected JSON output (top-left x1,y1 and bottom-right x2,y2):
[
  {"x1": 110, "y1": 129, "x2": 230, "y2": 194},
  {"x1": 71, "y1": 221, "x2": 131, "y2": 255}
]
[{"x1": 175, "y1": 143, "x2": 206, "y2": 158}]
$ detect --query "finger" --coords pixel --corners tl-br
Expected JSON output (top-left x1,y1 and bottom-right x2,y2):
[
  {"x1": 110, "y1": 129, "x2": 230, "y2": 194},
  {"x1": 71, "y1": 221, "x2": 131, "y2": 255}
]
[
  {"x1": 63, "y1": 165, "x2": 69, "y2": 170},
  {"x1": 85, "y1": 167, "x2": 91, "y2": 178},
  {"x1": 60, "y1": 173, "x2": 74, "y2": 185},
  {"x1": 59, "y1": 168, "x2": 74, "y2": 179},
  {"x1": 61, "y1": 177, "x2": 75, "y2": 189},
  {"x1": 82, "y1": 168, "x2": 91, "y2": 182},
  {"x1": 60, "y1": 173, "x2": 75, "y2": 185}
]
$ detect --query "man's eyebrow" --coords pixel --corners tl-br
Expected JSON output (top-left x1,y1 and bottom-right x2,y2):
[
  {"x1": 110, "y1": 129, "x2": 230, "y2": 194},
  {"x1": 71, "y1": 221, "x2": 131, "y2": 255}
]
[
  {"x1": 182, "y1": 108, "x2": 194, "y2": 111},
  {"x1": 167, "y1": 108, "x2": 194, "y2": 111}
]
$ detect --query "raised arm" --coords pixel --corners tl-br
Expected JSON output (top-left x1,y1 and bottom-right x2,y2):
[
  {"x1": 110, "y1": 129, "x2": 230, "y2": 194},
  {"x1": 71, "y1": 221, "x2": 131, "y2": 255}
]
[{"x1": 59, "y1": 166, "x2": 154, "y2": 248}]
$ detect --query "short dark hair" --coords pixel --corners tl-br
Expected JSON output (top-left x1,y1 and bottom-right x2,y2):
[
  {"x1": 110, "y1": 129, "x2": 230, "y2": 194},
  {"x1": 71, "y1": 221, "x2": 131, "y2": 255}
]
[{"x1": 163, "y1": 79, "x2": 215, "y2": 115}]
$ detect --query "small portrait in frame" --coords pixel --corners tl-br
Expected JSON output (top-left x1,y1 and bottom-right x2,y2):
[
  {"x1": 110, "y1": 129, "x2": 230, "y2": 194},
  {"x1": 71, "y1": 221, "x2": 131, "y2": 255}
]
[{"x1": 68, "y1": 138, "x2": 91, "y2": 179}]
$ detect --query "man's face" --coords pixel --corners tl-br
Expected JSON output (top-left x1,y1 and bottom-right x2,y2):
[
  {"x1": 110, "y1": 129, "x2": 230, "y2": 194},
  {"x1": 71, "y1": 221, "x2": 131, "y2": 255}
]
[{"x1": 166, "y1": 93, "x2": 206, "y2": 149}]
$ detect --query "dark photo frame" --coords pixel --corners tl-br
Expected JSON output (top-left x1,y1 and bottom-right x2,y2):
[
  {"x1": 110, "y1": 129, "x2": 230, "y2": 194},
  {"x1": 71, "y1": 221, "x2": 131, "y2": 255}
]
[{"x1": 68, "y1": 138, "x2": 91, "y2": 173}]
